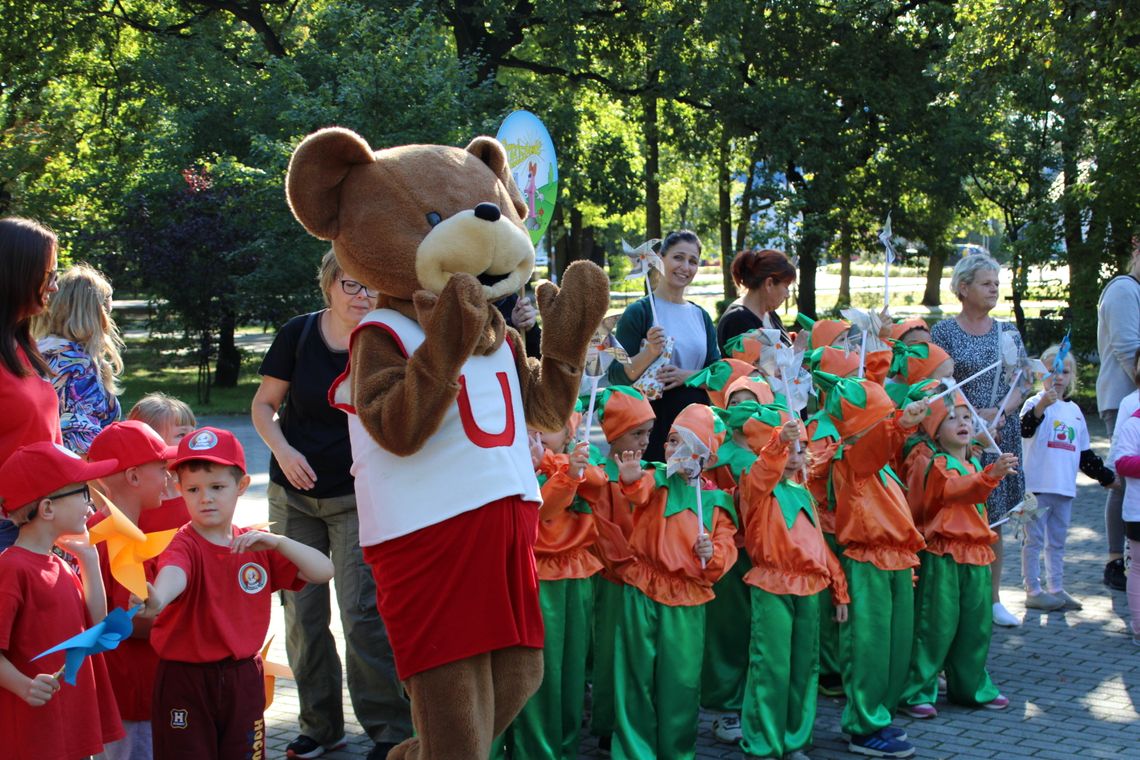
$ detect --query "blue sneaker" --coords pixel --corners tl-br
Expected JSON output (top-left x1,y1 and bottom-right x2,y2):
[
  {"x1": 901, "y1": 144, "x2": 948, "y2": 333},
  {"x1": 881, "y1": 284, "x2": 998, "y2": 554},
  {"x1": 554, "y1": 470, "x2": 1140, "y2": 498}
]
[
  {"x1": 881, "y1": 726, "x2": 908, "y2": 742},
  {"x1": 848, "y1": 728, "x2": 915, "y2": 758}
]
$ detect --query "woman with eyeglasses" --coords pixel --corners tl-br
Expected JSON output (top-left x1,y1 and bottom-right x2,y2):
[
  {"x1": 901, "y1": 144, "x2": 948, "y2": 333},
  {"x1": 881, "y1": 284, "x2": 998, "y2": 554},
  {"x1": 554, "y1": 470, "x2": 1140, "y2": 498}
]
[
  {"x1": 0, "y1": 217, "x2": 64, "y2": 550},
  {"x1": 251, "y1": 249, "x2": 411, "y2": 760},
  {"x1": 34, "y1": 264, "x2": 124, "y2": 455}
]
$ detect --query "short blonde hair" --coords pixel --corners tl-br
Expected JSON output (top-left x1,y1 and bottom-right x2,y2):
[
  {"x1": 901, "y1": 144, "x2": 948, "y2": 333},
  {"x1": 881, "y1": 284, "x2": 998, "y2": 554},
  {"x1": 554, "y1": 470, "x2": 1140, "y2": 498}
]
[
  {"x1": 950, "y1": 253, "x2": 1001, "y2": 301},
  {"x1": 128, "y1": 392, "x2": 196, "y2": 432},
  {"x1": 318, "y1": 249, "x2": 341, "y2": 307},
  {"x1": 1041, "y1": 343, "x2": 1078, "y2": 397},
  {"x1": 33, "y1": 263, "x2": 123, "y2": 394}
]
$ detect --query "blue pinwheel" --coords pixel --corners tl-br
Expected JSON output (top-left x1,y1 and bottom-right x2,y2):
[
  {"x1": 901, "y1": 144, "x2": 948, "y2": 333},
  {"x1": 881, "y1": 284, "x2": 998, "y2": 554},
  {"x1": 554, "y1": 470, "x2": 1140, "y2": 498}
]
[
  {"x1": 1052, "y1": 330, "x2": 1071, "y2": 377},
  {"x1": 32, "y1": 605, "x2": 140, "y2": 685}
]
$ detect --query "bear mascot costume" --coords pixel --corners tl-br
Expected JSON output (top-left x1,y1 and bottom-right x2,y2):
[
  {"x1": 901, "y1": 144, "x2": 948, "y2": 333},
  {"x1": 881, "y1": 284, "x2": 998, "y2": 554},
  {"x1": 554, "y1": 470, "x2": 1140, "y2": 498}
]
[{"x1": 285, "y1": 127, "x2": 610, "y2": 759}]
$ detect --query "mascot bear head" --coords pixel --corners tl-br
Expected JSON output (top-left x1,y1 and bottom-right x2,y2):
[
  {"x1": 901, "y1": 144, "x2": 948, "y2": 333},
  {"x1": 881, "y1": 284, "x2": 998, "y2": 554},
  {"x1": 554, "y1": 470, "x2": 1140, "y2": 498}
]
[{"x1": 285, "y1": 128, "x2": 535, "y2": 307}]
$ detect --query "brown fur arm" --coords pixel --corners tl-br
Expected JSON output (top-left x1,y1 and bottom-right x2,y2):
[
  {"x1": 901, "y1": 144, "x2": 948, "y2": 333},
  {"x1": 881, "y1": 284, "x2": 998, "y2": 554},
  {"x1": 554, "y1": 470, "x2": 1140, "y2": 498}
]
[
  {"x1": 350, "y1": 327, "x2": 463, "y2": 457},
  {"x1": 516, "y1": 261, "x2": 611, "y2": 433}
]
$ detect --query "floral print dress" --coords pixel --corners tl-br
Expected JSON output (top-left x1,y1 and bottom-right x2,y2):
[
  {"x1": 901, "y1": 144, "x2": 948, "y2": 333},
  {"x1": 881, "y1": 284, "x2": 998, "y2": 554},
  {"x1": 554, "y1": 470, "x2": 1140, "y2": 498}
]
[
  {"x1": 38, "y1": 336, "x2": 120, "y2": 455},
  {"x1": 931, "y1": 318, "x2": 1027, "y2": 522}
]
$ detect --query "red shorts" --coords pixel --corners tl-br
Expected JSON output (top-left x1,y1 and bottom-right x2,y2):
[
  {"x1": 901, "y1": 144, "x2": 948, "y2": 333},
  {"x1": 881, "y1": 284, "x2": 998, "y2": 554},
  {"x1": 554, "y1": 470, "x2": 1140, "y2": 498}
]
[
  {"x1": 363, "y1": 496, "x2": 544, "y2": 680},
  {"x1": 151, "y1": 656, "x2": 266, "y2": 759}
]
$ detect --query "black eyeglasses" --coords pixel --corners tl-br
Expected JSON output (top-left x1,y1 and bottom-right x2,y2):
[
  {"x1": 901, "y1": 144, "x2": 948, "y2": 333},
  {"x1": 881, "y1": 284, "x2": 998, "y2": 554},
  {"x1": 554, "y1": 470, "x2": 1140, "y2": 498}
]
[
  {"x1": 339, "y1": 279, "x2": 375, "y2": 297},
  {"x1": 49, "y1": 485, "x2": 91, "y2": 504}
]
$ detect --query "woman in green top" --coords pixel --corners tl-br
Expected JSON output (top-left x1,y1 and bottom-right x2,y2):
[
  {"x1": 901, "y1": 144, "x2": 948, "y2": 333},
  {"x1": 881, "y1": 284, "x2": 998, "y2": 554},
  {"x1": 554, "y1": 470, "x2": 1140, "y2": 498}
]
[{"x1": 608, "y1": 230, "x2": 719, "y2": 461}]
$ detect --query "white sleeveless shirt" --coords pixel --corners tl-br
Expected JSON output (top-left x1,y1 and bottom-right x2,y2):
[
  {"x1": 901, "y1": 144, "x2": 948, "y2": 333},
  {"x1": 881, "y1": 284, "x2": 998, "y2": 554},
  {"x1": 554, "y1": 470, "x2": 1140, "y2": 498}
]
[{"x1": 330, "y1": 309, "x2": 541, "y2": 547}]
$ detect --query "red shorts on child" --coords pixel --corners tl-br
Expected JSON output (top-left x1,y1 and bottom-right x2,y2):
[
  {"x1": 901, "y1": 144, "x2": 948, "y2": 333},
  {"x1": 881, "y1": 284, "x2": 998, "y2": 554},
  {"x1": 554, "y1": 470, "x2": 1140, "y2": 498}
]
[{"x1": 363, "y1": 496, "x2": 544, "y2": 680}]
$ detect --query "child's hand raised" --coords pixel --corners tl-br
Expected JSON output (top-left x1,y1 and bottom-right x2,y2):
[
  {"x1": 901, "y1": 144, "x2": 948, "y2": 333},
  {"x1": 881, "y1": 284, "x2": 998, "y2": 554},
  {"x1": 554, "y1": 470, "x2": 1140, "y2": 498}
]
[
  {"x1": 615, "y1": 450, "x2": 643, "y2": 485},
  {"x1": 22, "y1": 672, "x2": 60, "y2": 707},
  {"x1": 129, "y1": 583, "x2": 163, "y2": 619},
  {"x1": 528, "y1": 433, "x2": 543, "y2": 469},
  {"x1": 568, "y1": 441, "x2": 590, "y2": 479},
  {"x1": 55, "y1": 532, "x2": 95, "y2": 561},
  {"x1": 780, "y1": 420, "x2": 800, "y2": 443},
  {"x1": 230, "y1": 529, "x2": 280, "y2": 555},
  {"x1": 1035, "y1": 385, "x2": 1059, "y2": 415},
  {"x1": 900, "y1": 399, "x2": 929, "y2": 428},
  {"x1": 991, "y1": 453, "x2": 1019, "y2": 478},
  {"x1": 693, "y1": 532, "x2": 713, "y2": 563}
]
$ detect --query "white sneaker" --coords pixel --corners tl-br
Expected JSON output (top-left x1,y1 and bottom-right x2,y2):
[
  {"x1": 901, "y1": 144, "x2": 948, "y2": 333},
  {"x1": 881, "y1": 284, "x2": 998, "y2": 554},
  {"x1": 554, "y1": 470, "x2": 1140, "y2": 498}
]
[
  {"x1": 992, "y1": 602, "x2": 1021, "y2": 627},
  {"x1": 712, "y1": 713, "x2": 743, "y2": 744}
]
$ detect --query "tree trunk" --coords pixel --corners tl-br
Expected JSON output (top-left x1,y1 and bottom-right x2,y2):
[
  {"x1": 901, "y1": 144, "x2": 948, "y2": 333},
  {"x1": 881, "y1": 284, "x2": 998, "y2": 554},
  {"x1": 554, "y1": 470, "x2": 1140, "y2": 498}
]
[
  {"x1": 797, "y1": 221, "x2": 824, "y2": 319},
  {"x1": 717, "y1": 133, "x2": 735, "y2": 315},
  {"x1": 551, "y1": 203, "x2": 570, "y2": 284},
  {"x1": 1060, "y1": 103, "x2": 1097, "y2": 349},
  {"x1": 643, "y1": 73, "x2": 661, "y2": 240},
  {"x1": 1005, "y1": 219, "x2": 1027, "y2": 335},
  {"x1": 922, "y1": 247, "x2": 946, "y2": 307},
  {"x1": 214, "y1": 311, "x2": 241, "y2": 388},
  {"x1": 837, "y1": 220, "x2": 852, "y2": 308}
]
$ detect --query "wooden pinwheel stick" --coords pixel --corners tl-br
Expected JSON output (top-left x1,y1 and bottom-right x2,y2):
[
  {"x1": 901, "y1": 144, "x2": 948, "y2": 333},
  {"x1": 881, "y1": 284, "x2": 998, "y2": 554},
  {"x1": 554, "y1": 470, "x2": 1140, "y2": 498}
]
[
  {"x1": 927, "y1": 360, "x2": 1002, "y2": 403},
  {"x1": 693, "y1": 457, "x2": 707, "y2": 569},
  {"x1": 988, "y1": 369, "x2": 1023, "y2": 434}
]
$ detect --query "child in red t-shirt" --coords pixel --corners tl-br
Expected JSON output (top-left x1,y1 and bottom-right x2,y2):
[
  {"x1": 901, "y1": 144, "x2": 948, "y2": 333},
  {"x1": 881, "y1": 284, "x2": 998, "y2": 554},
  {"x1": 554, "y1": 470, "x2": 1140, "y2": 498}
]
[
  {"x1": 87, "y1": 420, "x2": 179, "y2": 760},
  {"x1": 135, "y1": 427, "x2": 334, "y2": 760},
  {"x1": 127, "y1": 392, "x2": 196, "y2": 533},
  {"x1": 0, "y1": 441, "x2": 125, "y2": 760}
]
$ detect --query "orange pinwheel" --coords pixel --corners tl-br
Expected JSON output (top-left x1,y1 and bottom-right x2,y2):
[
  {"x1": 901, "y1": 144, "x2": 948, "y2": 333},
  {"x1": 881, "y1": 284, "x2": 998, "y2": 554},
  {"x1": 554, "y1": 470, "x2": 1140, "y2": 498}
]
[
  {"x1": 89, "y1": 489, "x2": 178, "y2": 600},
  {"x1": 261, "y1": 636, "x2": 294, "y2": 709}
]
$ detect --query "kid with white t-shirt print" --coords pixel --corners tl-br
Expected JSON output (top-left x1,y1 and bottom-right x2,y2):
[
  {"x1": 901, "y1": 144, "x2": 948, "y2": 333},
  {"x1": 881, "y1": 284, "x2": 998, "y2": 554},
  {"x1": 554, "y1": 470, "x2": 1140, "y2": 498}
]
[{"x1": 1020, "y1": 346, "x2": 1117, "y2": 611}]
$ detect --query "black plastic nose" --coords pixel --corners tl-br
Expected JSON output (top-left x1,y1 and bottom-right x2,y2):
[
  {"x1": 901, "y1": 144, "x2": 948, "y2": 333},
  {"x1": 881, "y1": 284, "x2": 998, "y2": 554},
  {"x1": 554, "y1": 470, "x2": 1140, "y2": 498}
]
[{"x1": 473, "y1": 202, "x2": 501, "y2": 222}]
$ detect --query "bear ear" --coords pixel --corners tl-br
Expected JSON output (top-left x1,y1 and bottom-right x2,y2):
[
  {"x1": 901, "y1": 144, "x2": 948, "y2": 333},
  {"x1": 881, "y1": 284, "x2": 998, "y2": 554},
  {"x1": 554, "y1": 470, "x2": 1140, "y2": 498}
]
[
  {"x1": 466, "y1": 136, "x2": 528, "y2": 220},
  {"x1": 286, "y1": 127, "x2": 375, "y2": 240}
]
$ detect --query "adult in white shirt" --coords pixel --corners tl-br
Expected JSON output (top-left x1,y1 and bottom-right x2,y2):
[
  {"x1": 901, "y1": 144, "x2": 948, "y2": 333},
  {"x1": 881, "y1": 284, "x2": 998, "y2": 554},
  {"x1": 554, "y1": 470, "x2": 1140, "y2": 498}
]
[{"x1": 1095, "y1": 239, "x2": 1140, "y2": 590}]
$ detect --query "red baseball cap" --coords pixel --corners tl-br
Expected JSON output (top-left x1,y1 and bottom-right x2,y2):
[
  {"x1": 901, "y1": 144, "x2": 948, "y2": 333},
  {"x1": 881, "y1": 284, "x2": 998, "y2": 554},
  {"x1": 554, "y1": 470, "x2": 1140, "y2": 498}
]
[
  {"x1": 169, "y1": 427, "x2": 247, "y2": 474},
  {"x1": 89, "y1": 420, "x2": 178, "y2": 471},
  {"x1": 0, "y1": 442, "x2": 121, "y2": 515}
]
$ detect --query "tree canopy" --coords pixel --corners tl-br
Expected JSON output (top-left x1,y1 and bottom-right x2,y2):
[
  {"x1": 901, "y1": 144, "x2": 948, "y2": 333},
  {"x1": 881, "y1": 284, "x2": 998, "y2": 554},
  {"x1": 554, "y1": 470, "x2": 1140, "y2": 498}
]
[{"x1": 2, "y1": 0, "x2": 1136, "y2": 386}]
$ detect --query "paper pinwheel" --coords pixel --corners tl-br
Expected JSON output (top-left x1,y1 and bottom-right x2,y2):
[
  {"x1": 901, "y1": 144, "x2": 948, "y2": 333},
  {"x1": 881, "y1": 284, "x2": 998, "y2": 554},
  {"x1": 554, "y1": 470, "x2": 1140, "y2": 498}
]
[
  {"x1": 666, "y1": 424, "x2": 711, "y2": 565},
  {"x1": 1049, "y1": 330, "x2": 1072, "y2": 378},
  {"x1": 90, "y1": 491, "x2": 178, "y2": 600},
  {"x1": 879, "y1": 212, "x2": 897, "y2": 302},
  {"x1": 261, "y1": 636, "x2": 294, "y2": 709},
  {"x1": 771, "y1": 346, "x2": 811, "y2": 414},
  {"x1": 840, "y1": 308, "x2": 890, "y2": 377},
  {"x1": 622, "y1": 238, "x2": 663, "y2": 281},
  {"x1": 989, "y1": 494, "x2": 1044, "y2": 539},
  {"x1": 579, "y1": 315, "x2": 631, "y2": 443},
  {"x1": 33, "y1": 605, "x2": 140, "y2": 685}
]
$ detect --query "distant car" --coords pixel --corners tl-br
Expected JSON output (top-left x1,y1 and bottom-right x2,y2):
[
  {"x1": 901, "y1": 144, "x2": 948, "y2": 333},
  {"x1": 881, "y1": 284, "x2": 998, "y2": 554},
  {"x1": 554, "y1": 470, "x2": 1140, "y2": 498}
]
[{"x1": 954, "y1": 243, "x2": 989, "y2": 258}]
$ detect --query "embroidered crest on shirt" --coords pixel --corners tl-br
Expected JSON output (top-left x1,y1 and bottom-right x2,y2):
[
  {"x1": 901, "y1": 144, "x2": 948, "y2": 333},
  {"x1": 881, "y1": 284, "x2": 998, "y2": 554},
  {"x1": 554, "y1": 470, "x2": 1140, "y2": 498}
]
[
  {"x1": 238, "y1": 562, "x2": 268, "y2": 594},
  {"x1": 1047, "y1": 419, "x2": 1077, "y2": 451}
]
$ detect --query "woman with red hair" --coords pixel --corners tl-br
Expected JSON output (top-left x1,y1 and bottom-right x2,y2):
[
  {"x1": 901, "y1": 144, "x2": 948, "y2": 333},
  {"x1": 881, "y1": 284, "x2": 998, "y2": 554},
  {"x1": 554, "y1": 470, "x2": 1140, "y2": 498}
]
[{"x1": 717, "y1": 248, "x2": 797, "y2": 354}]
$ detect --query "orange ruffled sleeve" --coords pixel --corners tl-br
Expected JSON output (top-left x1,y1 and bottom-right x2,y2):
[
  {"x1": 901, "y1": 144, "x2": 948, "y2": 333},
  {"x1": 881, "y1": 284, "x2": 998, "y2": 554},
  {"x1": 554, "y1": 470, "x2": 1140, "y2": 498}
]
[
  {"x1": 921, "y1": 457, "x2": 1000, "y2": 566},
  {"x1": 590, "y1": 469, "x2": 654, "y2": 582},
  {"x1": 532, "y1": 453, "x2": 604, "y2": 581}
]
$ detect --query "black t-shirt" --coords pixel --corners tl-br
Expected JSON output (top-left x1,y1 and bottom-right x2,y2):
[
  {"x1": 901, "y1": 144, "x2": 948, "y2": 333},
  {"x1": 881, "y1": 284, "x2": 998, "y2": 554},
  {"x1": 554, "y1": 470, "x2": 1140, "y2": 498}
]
[
  {"x1": 716, "y1": 303, "x2": 788, "y2": 355},
  {"x1": 258, "y1": 311, "x2": 355, "y2": 498}
]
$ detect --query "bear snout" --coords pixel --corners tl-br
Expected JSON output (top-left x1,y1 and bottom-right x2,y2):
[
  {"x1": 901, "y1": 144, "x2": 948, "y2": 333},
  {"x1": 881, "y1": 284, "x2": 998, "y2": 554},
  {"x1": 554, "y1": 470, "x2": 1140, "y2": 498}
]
[{"x1": 474, "y1": 202, "x2": 502, "y2": 222}]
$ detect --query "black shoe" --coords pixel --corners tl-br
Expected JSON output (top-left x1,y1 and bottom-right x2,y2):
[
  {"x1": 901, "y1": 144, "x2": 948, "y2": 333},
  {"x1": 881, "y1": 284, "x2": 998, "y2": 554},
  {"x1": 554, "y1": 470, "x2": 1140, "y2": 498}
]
[
  {"x1": 819, "y1": 673, "x2": 844, "y2": 698},
  {"x1": 1105, "y1": 558, "x2": 1127, "y2": 591},
  {"x1": 596, "y1": 734, "x2": 612, "y2": 754},
  {"x1": 286, "y1": 735, "x2": 346, "y2": 759},
  {"x1": 367, "y1": 743, "x2": 400, "y2": 760}
]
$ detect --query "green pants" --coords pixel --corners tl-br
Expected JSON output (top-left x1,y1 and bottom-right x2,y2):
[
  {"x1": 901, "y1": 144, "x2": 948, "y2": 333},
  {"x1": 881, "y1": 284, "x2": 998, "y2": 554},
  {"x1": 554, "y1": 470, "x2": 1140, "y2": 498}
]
[
  {"x1": 819, "y1": 532, "x2": 843, "y2": 679},
  {"x1": 701, "y1": 552, "x2": 751, "y2": 713},
  {"x1": 613, "y1": 586, "x2": 705, "y2": 760},
  {"x1": 496, "y1": 577, "x2": 594, "y2": 759},
  {"x1": 901, "y1": 552, "x2": 999, "y2": 708},
  {"x1": 590, "y1": 577, "x2": 623, "y2": 738},
  {"x1": 839, "y1": 558, "x2": 914, "y2": 737},
  {"x1": 740, "y1": 588, "x2": 821, "y2": 758}
]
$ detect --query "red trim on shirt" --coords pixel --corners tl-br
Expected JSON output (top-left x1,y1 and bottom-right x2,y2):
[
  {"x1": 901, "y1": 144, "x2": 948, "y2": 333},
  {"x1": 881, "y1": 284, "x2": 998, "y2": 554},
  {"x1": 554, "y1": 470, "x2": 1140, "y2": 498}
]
[{"x1": 328, "y1": 321, "x2": 411, "y2": 415}]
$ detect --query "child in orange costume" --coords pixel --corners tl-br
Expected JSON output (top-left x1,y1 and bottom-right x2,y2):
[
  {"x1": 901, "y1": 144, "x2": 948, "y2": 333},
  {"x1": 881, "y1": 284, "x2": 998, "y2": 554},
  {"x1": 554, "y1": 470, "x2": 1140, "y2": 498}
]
[
  {"x1": 900, "y1": 393, "x2": 1016, "y2": 719},
  {"x1": 613, "y1": 404, "x2": 738, "y2": 760},
  {"x1": 499, "y1": 408, "x2": 607, "y2": 760},
  {"x1": 818, "y1": 372, "x2": 927, "y2": 758},
  {"x1": 803, "y1": 345, "x2": 890, "y2": 698},
  {"x1": 586, "y1": 386, "x2": 656, "y2": 748},
  {"x1": 738, "y1": 405, "x2": 849, "y2": 759},
  {"x1": 701, "y1": 374, "x2": 775, "y2": 743}
]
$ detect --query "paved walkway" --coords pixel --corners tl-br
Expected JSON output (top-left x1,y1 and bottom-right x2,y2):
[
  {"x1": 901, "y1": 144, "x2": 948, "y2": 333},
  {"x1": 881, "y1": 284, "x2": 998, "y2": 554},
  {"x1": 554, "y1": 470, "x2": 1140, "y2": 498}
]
[{"x1": 201, "y1": 414, "x2": 1140, "y2": 759}]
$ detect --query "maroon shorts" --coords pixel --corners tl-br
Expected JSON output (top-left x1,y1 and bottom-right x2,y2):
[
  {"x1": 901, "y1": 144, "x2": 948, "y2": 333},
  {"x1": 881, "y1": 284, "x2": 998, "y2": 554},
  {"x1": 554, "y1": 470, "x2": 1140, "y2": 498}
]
[
  {"x1": 152, "y1": 656, "x2": 266, "y2": 759},
  {"x1": 363, "y1": 496, "x2": 544, "y2": 680}
]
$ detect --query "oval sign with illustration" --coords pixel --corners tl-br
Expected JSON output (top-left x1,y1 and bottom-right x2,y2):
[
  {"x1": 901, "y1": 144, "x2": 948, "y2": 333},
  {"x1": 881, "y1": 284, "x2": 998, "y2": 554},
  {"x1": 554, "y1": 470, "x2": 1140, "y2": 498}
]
[{"x1": 496, "y1": 110, "x2": 558, "y2": 246}]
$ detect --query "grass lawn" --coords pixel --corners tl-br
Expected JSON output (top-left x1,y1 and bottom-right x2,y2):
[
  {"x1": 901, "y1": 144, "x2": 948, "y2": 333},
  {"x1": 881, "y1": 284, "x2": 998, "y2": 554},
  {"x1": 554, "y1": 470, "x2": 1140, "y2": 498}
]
[{"x1": 119, "y1": 334, "x2": 262, "y2": 417}]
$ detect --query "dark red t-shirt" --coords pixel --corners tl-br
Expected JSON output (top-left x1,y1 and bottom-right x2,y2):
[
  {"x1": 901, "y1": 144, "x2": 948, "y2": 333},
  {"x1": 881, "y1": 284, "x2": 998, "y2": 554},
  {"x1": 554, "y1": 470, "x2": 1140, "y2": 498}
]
[
  {"x1": 0, "y1": 347, "x2": 62, "y2": 465},
  {"x1": 152, "y1": 525, "x2": 305, "y2": 662},
  {"x1": 0, "y1": 547, "x2": 124, "y2": 759}
]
